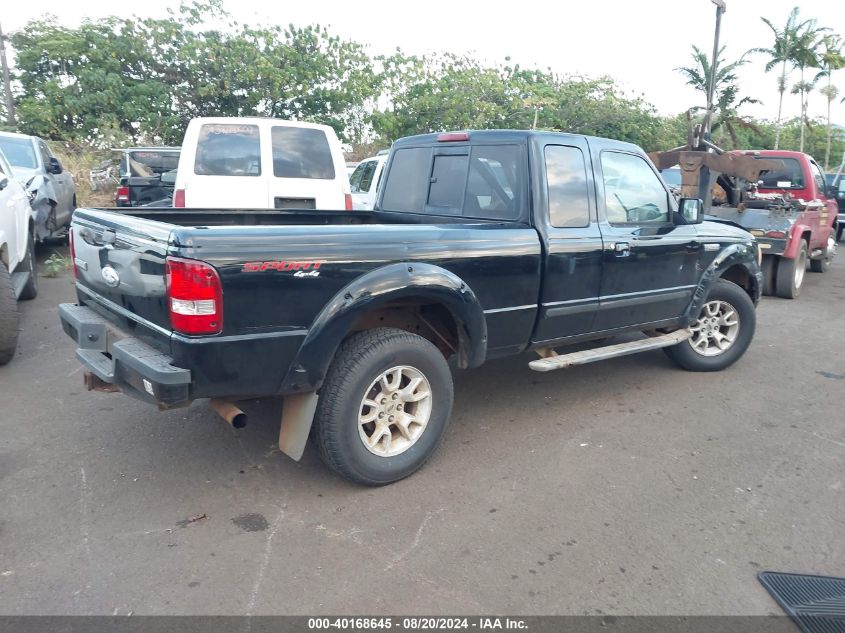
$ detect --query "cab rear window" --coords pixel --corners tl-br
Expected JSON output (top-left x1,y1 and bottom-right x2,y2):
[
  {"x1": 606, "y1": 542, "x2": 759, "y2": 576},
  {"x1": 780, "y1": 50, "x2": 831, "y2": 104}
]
[
  {"x1": 381, "y1": 145, "x2": 523, "y2": 220},
  {"x1": 194, "y1": 124, "x2": 261, "y2": 177},
  {"x1": 756, "y1": 158, "x2": 804, "y2": 189},
  {"x1": 271, "y1": 127, "x2": 335, "y2": 179}
]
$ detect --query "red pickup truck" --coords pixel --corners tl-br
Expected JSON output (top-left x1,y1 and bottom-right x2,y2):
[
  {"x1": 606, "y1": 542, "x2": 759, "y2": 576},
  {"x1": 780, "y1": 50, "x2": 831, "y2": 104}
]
[{"x1": 709, "y1": 150, "x2": 838, "y2": 299}]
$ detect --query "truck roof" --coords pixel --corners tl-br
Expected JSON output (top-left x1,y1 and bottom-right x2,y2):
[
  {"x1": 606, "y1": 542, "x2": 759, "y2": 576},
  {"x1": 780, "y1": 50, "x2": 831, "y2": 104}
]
[{"x1": 392, "y1": 129, "x2": 643, "y2": 153}]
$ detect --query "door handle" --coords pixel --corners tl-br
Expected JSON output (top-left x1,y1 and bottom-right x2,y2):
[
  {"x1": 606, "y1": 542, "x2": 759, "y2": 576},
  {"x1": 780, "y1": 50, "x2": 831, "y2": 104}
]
[{"x1": 614, "y1": 242, "x2": 630, "y2": 257}]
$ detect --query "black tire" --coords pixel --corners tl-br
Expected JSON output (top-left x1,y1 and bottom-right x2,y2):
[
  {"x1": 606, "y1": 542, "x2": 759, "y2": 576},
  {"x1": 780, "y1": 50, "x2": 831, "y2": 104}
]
[
  {"x1": 664, "y1": 279, "x2": 755, "y2": 372},
  {"x1": 761, "y1": 255, "x2": 777, "y2": 296},
  {"x1": 810, "y1": 257, "x2": 830, "y2": 273},
  {"x1": 775, "y1": 241, "x2": 808, "y2": 299},
  {"x1": 0, "y1": 261, "x2": 20, "y2": 366},
  {"x1": 311, "y1": 327, "x2": 453, "y2": 486},
  {"x1": 17, "y1": 231, "x2": 38, "y2": 300}
]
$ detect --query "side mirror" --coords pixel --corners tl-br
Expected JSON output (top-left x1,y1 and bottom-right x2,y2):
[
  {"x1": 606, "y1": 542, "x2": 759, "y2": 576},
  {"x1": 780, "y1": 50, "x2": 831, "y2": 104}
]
[
  {"x1": 677, "y1": 197, "x2": 704, "y2": 224},
  {"x1": 48, "y1": 157, "x2": 63, "y2": 174}
]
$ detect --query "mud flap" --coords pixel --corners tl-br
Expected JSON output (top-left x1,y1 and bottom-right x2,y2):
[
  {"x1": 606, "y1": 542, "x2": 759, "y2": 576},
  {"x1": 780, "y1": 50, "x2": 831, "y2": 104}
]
[{"x1": 279, "y1": 392, "x2": 319, "y2": 461}]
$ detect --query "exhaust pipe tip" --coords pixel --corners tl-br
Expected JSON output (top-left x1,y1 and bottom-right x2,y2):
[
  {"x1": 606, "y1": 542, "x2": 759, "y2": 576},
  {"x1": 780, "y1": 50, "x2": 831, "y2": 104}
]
[{"x1": 210, "y1": 398, "x2": 248, "y2": 429}]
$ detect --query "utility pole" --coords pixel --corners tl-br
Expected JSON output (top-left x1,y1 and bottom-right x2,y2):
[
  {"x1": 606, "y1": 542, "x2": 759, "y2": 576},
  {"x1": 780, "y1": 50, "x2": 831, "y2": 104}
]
[
  {"x1": 0, "y1": 21, "x2": 16, "y2": 126},
  {"x1": 698, "y1": 0, "x2": 726, "y2": 205}
]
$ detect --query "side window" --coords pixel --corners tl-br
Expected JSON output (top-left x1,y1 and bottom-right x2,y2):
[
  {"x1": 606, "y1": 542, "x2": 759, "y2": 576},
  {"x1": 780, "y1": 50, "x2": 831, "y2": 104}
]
[
  {"x1": 810, "y1": 161, "x2": 826, "y2": 193},
  {"x1": 0, "y1": 157, "x2": 6, "y2": 175},
  {"x1": 601, "y1": 152, "x2": 669, "y2": 225},
  {"x1": 381, "y1": 148, "x2": 431, "y2": 213},
  {"x1": 463, "y1": 145, "x2": 521, "y2": 219},
  {"x1": 194, "y1": 124, "x2": 261, "y2": 177},
  {"x1": 350, "y1": 161, "x2": 377, "y2": 193},
  {"x1": 38, "y1": 141, "x2": 52, "y2": 168},
  {"x1": 428, "y1": 154, "x2": 468, "y2": 213},
  {"x1": 545, "y1": 145, "x2": 590, "y2": 228},
  {"x1": 349, "y1": 162, "x2": 367, "y2": 193}
]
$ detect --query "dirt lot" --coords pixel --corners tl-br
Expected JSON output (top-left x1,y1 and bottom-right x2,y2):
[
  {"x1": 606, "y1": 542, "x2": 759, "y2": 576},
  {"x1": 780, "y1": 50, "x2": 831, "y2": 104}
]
[{"x1": 0, "y1": 246, "x2": 843, "y2": 615}]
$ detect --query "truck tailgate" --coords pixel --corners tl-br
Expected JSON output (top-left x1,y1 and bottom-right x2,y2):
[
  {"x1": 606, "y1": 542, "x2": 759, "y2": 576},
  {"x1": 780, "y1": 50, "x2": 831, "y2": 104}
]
[{"x1": 71, "y1": 209, "x2": 174, "y2": 340}]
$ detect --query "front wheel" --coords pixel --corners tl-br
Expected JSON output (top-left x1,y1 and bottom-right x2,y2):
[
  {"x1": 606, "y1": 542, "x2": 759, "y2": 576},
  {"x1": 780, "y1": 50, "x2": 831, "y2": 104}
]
[
  {"x1": 310, "y1": 328, "x2": 454, "y2": 486},
  {"x1": 0, "y1": 262, "x2": 20, "y2": 366},
  {"x1": 664, "y1": 279, "x2": 755, "y2": 372},
  {"x1": 17, "y1": 231, "x2": 38, "y2": 300},
  {"x1": 809, "y1": 235, "x2": 836, "y2": 273}
]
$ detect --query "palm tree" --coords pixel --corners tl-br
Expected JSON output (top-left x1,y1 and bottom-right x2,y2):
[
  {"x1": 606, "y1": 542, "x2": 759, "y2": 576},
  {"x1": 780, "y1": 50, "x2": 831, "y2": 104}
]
[
  {"x1": 790, "y1": 22, "x2": 827, "y2": 152},
  {"x1": 676, "y1": 45, "x2": 761, "y2": 148},
  {"x1": 815, "y1": 35, "x2": 845, "y2": 169},
  {"x1": 751, "y1": 8, "x2": 811, "y2": 149}
]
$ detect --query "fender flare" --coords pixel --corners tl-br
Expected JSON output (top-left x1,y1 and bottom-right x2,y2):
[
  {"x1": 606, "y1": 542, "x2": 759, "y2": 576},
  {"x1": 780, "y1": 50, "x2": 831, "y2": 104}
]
[
  {"x1": 279, "y1": 262, "x2": 487, "y2": 394},
  {"x1": 684, "y1": 242, "x2": 760, "y2": 321},
  {"x1": 783, "y1": 224, "x2": 812, "y2": 259}
]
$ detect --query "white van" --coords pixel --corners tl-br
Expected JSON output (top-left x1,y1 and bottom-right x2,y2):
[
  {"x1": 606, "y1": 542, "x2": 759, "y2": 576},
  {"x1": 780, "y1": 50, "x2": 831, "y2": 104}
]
[
  {"x1": 349, "y1": 151, "x2": 388, "y2": 210},
  {"x1": 173, "y1": 117, "x2": 351, "y2": 210}
]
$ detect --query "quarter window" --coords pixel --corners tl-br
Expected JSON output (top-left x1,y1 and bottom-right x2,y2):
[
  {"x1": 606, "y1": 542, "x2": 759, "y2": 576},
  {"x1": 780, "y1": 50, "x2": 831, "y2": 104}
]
[
  {"x1": 545, "y1": 145, "x2": 590, "y2": 228},
  {"x1": 601, "y1": 152, "x2": 669, "y2": 225}
]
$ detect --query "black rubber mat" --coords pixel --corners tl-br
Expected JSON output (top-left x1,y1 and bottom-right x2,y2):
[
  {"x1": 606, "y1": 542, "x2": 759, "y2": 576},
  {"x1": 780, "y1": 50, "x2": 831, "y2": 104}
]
[{"x1": 758, "y1": 571, "x2": 845, "y2": 633}]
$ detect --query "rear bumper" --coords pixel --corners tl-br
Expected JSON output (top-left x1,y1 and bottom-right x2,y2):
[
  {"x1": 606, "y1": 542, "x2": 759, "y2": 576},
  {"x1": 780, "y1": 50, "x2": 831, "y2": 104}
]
[
  {"x1": 757, "y1": 237, "x2": 788, "y2": 257},
  {"x1": 59, "y1": 303, "x2": 191, "y2": 406}
]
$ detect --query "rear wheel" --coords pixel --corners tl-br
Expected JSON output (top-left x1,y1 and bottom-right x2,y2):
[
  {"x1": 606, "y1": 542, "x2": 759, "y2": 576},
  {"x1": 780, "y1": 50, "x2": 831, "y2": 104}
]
[
  {"x1": 760, "y1": 255, "x2": 777, "y2": 296},
  {"x1": 17, "y1": 231, "x2": 38, "y2": 300},
  {"x1": 311, "y1": 327, "x2": 453, "y2": 486},
  {"x1": 775, "y1": 241, "x2": 808, "y2": 299},
  {"x1": 0, "y1": 262, "x2": 20, "y2": 366},
  {"x1": 664, "y1": 279, "x2": 755, "y2": 372}
]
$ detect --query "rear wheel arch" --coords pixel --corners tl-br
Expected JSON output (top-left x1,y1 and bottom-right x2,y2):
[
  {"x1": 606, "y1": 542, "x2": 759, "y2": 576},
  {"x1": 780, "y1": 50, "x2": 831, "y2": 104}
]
[{"x1": 279, "y1": 263, "x2": 487, "y2": 394}]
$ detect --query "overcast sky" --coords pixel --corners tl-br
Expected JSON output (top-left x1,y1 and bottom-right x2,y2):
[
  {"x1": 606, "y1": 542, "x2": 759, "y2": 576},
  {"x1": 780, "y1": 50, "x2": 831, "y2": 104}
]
[{"x1": 3, "y1": 0, "x2": 845, "y2": 129}]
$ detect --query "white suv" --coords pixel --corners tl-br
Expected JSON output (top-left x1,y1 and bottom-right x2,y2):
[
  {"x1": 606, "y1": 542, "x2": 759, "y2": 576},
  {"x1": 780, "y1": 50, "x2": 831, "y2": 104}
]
[
  {"x1": 349, "y1": 151, "x2": 388, "y2": 210},
  {"x1": 0, "y1": 148, "x2": 38, "y2": 365},
  {"x1": 173, "y1": 117, "x2": 352, "y2": 210}
]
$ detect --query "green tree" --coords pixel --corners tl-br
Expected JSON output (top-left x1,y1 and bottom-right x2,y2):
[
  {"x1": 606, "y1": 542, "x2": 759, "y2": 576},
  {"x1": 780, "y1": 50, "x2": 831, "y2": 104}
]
[
  {"x1": 752, "y1": 7, "x2": 813, "y2": 149},
  {"x1": 814, "y1": 34, "x2": 845, "y2": 168},
  {"x1": 675, "y1": 45, "x2": 761, "y2": 148},
  {"x1": 789, "y1": 20, "x2": 827, "y2": 152}
]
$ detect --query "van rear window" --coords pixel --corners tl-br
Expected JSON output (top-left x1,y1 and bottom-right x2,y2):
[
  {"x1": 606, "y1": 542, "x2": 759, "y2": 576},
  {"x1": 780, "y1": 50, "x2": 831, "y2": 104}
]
[
  {"x1": 272, "y1": 127, "x2": 335, "y2": 179},
  {"x1": 194, "y1": 124, "x2": 261, "y2": 177}
]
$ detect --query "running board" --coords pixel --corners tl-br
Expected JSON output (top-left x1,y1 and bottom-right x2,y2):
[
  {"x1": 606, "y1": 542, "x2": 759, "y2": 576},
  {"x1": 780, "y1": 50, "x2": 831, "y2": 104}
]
[
  {"x1": 11, "y1": 272, "x2": 30, "y2": 300},
  {"x1": 529, "y1": 330, "x2": 691, "y2": 372}
]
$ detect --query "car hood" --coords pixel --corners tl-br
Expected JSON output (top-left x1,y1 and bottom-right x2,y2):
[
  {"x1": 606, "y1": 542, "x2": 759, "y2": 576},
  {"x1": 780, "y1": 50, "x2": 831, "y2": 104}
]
[
  {"x1": 11, "y1": 166, "x2": 38, "y2": 184},
  {"x1": 698, "y1": 218, "x2": 754, "y2": 241}
]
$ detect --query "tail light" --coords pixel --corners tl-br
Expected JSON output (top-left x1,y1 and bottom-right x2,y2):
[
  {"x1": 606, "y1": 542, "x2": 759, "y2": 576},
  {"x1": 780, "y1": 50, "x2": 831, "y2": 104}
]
[
  {"x1": 765, "y1": 230, "x2": 786, "y2": 239},
  {"x1": 437, "y1": 131, "x2": 470, "y2": 142},
  {"x1": 115, "y1": 186, "x2": 130, "y2": 204},
  {"x1": 174, "y1": 188, "x2": 185, "y2": 208},
  {"x1": 345, "y1": 193, "x2": 353, "y2": 211},
  {"x1": 69, "y1": 229, "x2": 79, "y2": 279},
  {"x1": 165, "y1": 256, "x2": 223, "y2": 335}
]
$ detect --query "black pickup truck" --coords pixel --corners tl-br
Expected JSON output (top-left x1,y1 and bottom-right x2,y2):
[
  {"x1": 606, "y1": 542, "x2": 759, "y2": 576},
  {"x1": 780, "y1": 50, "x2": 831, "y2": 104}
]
[{"x1": 60, "y1": 130, "x2": 762, "y2": 485}]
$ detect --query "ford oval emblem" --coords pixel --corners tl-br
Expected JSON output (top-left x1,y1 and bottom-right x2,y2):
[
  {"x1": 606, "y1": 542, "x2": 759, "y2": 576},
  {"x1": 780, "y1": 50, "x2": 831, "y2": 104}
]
[{"x1": 101, "y1": 266, "x2": 120, "y2": 288}]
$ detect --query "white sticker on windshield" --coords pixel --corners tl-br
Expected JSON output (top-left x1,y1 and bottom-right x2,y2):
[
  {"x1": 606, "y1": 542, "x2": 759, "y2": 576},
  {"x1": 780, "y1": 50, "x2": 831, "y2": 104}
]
[{"x1": 777, "y1": 181, "x2": 792, "y2": 187}]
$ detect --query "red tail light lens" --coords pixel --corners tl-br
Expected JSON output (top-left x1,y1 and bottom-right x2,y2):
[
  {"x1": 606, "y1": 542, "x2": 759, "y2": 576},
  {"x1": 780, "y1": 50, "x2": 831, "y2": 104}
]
[
  {"x1": 345, "y1": 193, "x2": 353, "y2": 211},
  {"x1": 69, "y1": 229, "x2": 79, "y2": 279},
  {"x1": 165, "y1": 257, "x2": 223, "y2": 335},
  {"x1": 174, "y1": 188, "x2": 185, "y2": 208},
  {"x1": 115, "y1": 186, "x2": 130, "y2": 204}
]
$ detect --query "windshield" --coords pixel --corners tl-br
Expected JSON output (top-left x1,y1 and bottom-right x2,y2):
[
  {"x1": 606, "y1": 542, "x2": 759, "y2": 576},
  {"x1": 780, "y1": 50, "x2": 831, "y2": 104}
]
[
  {"x1": 0, "y1": 136, "x2": 37, "y2": 169},
  {"x1": 123, "y1": 150, "x2": 180, "y2": 177},
  {"x1": 756, "y1": 157, "x2": 804, "y2": 189},
  {"x1": 661, "y1": 167, "x2": 682, "y2": 187}
]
